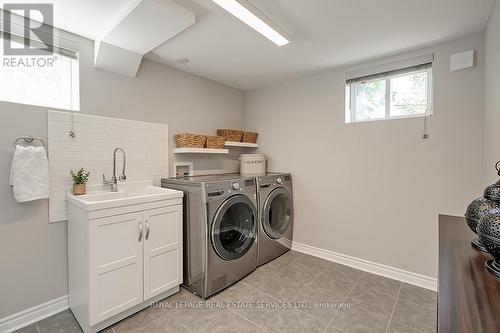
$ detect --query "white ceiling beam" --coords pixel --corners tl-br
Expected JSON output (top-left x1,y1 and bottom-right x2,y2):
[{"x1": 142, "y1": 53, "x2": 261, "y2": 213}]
[
  {"x1": 94, "y1": 0, "x2": 195, "y2": 77},
  {"x1": 94, "y1": 41, "x2": 143, "y2": 78}
]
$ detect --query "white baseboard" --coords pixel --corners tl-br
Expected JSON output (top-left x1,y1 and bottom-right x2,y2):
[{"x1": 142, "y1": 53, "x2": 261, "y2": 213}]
[
  {"x1": 0, "y1": 295, "x2": 69, "y2": 333},
  {"x1": 292, "y1": 242, "x2": 437, "y2": 291}
]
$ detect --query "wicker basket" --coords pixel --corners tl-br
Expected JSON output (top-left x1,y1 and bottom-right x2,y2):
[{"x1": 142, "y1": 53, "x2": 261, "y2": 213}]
[
  {"x1": 242, "y1": 132, "x2": 258, "y2": 144},
  {"x1": 176, "y1": 133, "x2": 207, "y2": 148},
  {"x1": 217, "y1": 129, "x2": 244, "y2": 142},
  {"x1": 206, "y1": 136, "x2": 226, "y2": 149}
]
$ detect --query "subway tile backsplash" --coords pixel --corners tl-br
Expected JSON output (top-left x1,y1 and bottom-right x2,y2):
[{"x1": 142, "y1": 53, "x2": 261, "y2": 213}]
[{"x1": 47, "y1": 110, "x2": 169, "y2": 223}]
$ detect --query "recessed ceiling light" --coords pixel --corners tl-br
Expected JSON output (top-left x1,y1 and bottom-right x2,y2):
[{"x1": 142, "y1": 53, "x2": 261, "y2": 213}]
[
  {"x1": 211, "y1": 0, "x2": 290, "y2": 46},
  {"x1": 174, "y1": 57, "x2": 189, "y2": 64}
]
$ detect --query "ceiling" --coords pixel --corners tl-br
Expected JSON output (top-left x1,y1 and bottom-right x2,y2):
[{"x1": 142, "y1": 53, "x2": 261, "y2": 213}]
[
  {"x1": 1, "y1": 0, "x2": 496, "y2": 90},
  {"x1": 0, "y1": 0, "x2": 141, "y2": 41}
]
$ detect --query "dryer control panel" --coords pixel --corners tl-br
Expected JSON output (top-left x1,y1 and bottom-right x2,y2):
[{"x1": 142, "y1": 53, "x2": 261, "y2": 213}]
[
  {"x1": 276, "y1": 175, "x2": 291, "y2": 184},
  {"x1": 258, "y1": 174, "x2": 292, "y2": 189}
]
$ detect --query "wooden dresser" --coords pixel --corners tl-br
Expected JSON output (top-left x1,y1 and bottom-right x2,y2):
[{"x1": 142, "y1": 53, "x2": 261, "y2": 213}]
[{"x1": 438, "y1": 215, "x2": 500, "y2": 332}]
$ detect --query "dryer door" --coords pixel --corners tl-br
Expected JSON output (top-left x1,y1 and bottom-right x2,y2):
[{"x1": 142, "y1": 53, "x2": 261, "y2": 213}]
[
  {"x1": 262, "y1": 187, "x2": 292, "y2": 239},
  {"x1": 211, "y1": 195, "x2": 257, "y2": 261}
]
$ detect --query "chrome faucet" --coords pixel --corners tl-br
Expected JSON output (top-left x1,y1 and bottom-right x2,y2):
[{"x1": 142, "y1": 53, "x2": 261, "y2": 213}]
[{"x1": 103, "y1": 148, "x2": 127, "y2": 192}]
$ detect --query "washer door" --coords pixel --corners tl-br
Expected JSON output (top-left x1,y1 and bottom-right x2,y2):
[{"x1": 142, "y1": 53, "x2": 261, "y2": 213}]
[
  {"x1": 211, "y1": 195, "x2": 257, "y2": 261},
  {"x1": 262, "y1": 187, "x2": 292, "y2": 239}
]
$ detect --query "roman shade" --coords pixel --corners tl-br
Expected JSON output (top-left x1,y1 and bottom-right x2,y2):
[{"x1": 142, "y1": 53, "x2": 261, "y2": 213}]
[{"x1": 346, "y1": 53, "x2": 434, "y2": 84}]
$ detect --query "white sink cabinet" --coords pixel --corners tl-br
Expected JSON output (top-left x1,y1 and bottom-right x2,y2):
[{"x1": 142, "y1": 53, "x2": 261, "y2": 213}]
[{"x1": 66, "y1": 181, "x2": 183, "y2": 333}]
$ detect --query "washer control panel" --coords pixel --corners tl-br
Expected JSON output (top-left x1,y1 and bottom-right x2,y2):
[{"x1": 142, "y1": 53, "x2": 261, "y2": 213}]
[{"x1": 205, "y1": 178, "x2": 256, "y2": 202}]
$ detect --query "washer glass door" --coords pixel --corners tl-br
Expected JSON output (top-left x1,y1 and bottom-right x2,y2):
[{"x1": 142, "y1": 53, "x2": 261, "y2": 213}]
[
  {"x1": 263, "y1": 187, "x2": 292, "y2": 239},
  {"x1": 212, "y1": 195, "x2": 257, "y2": 261}
]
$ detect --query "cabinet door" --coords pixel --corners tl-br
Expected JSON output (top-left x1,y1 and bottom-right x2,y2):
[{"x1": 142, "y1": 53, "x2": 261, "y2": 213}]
[
  {"x1": 143, "y1": 205, "x2": 182, "y2": 300},
  {"x1": 89, "y1": 212, "x2": 144, "y2": 325}
]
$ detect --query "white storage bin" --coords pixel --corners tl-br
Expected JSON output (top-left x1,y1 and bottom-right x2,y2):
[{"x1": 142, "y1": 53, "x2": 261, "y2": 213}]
[{"x1": 240, "y1": 154, "x2": 266, "y2": 175}]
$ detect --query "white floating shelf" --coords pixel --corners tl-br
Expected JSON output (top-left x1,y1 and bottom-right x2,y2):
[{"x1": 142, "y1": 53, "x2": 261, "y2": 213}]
[
  {"x1": 173, "y1": 148, "x2": 229, "y2": 154},
  {"x1": 224, "y1": 141, "x2": 259, "y2": 148}
]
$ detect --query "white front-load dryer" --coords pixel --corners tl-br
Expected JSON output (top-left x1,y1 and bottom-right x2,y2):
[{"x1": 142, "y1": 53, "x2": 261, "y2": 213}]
[{"x1": 256, "y1": 173, "x2": 293, "y2": 266}]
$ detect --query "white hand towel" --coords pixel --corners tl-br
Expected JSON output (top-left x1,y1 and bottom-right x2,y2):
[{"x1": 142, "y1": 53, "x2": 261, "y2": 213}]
[{"x1": 10, "y1": 145, "x2": 49, "y2": 202}]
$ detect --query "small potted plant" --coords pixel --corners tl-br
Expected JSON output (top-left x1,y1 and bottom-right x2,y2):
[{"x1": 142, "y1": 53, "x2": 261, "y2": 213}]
[{"x1": 71, "y1": 168, "x2": 90, "y2": 195}]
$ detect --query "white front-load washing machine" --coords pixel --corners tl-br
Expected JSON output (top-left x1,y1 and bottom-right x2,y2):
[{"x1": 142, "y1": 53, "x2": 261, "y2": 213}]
[
  {"x1": 256, "y1": 173, "x2": 293, "y2": 266},
  {"x1": 162, "y1": 174, "x2": 258, "y2": 298}
]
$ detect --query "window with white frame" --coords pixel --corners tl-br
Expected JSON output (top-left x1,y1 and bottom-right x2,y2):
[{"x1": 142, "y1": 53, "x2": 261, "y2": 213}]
[
  {"x1": 0, "y1": 36, "x2": 80, "y2": 111},
  {"x1": 345, "y1": 58, "x2": 433, "y2": 123}
]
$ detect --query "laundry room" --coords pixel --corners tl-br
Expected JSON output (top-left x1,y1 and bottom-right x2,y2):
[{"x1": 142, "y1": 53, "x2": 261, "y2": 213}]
[{"x1": 1, "y1": 1, "x2": 500, "y2": 332}]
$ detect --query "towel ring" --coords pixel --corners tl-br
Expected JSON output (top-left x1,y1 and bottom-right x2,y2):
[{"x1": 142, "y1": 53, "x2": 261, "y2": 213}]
[{"x1": 13, "y1": 136, "x2": 47, "y2": 149}]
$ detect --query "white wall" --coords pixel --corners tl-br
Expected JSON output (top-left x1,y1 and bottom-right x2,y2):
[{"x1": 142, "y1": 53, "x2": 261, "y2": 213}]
[
  {"x1": 0, "y1": 32, "x2": 245, "y2": 318},
  {"x1": 246, "y1": 34, "x2": 485, "y2": 278},
  {"x1": 484, "y1": 0, "x2": 500, "y2": 183}
]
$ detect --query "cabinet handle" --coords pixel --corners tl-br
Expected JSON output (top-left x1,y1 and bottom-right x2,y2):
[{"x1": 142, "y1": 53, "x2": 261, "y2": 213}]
[
  {"x1": 145, "y1": 219, "x2": 150, "y2": 240},
  {"x1": 138, "y1": 221, "x2": 143, "y2": 242}
]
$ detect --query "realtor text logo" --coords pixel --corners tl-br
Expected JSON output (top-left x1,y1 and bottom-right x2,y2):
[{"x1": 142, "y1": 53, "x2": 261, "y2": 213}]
[{"x1": 2, "y1": 3, "x2": 54, "y2": 56}]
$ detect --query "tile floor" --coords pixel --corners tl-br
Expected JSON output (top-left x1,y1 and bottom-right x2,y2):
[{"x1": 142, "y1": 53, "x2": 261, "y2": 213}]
[{"x1": 15, "y1": 251, "x2": 437, "y2": 333}]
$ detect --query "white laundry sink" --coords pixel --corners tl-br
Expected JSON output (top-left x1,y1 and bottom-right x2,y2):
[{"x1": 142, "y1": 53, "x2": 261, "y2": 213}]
[{"x1": 66, "y1": 181, "x2": 183, "y2": 211}]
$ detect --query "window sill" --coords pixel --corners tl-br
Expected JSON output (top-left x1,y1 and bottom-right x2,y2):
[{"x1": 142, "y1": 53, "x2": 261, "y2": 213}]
[{"x1": 345, "y1": 113, "x2": 432, "y2": 124}]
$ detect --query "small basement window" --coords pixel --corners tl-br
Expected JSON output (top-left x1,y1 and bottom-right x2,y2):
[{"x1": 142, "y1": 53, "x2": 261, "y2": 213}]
[
  {"x1": 345, "y1": 56, "x2": 433, "y2": 123},
  {"x1": 0, "y1": 35, "x2": 80, "y2": 111}
]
